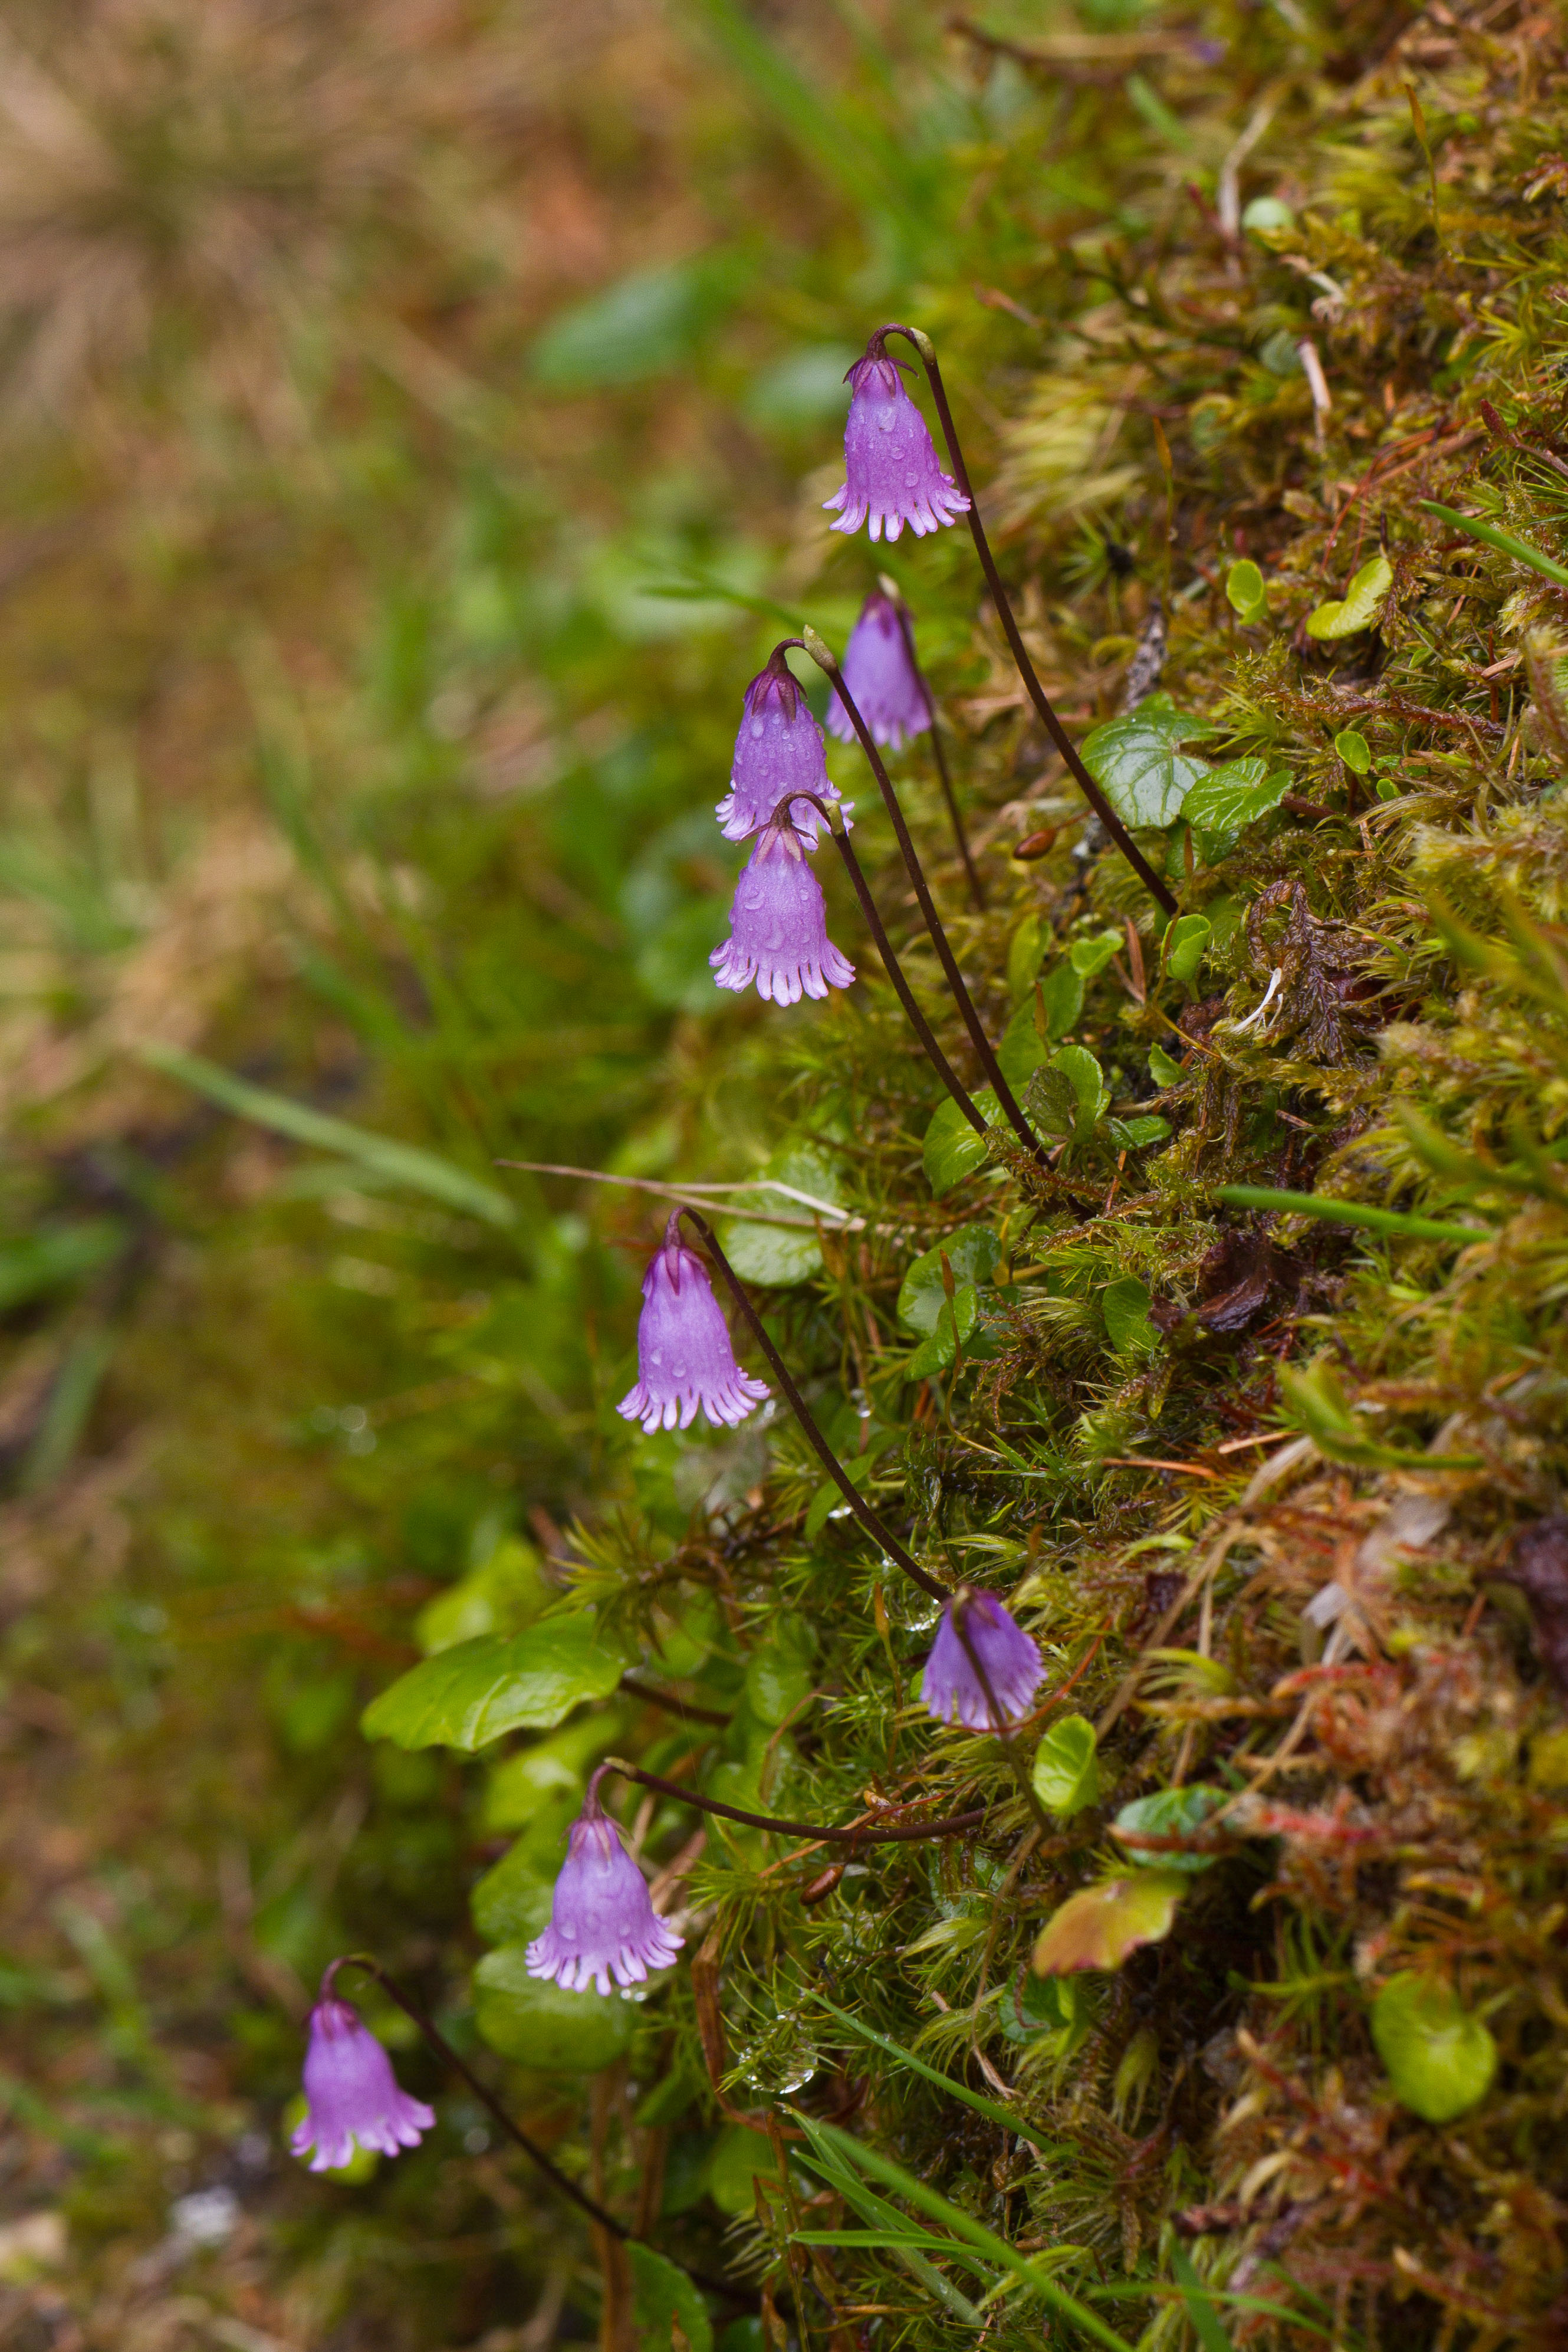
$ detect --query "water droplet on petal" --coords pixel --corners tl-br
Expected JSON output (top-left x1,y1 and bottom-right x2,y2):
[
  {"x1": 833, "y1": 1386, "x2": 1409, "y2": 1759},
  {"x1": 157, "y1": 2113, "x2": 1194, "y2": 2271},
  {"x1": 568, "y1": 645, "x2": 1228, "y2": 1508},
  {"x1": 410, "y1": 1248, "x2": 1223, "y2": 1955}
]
[
  {"x1": 876, "y1": 407, "x2": 896, "y2": 432},
  {"x1": 750, "y1": 719, "x2": 764, "y2": 738}
]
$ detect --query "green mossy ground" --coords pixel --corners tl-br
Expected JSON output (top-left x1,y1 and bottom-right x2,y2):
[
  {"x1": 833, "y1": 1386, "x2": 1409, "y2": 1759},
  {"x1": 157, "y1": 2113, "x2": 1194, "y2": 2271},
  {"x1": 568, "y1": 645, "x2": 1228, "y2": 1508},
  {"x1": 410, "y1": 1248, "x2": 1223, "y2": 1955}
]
[{"x1": 2, "y1": 5, "x2": 1566, "y2": 2349}]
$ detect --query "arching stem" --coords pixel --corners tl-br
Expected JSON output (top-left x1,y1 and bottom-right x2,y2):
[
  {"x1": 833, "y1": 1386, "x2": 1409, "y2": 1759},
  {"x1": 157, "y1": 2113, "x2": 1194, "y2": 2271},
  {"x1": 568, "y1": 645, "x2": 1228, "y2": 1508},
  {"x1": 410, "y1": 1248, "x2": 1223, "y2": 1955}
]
[
  {"x1": 675, "y1": 1204, "x2": 948, "y2": 1604},
  {"x1": 802, "y1": 629, "x2": 1043, "y2": 1164},
  {"x1": 878, "y1": 324, "x2": 1178, "y2": 921},
  {"x1": 324, "y1": 1954, "x2": 632, "y2": 2238},
  {"x1": 879, "y1": 577, "x2": 985, "y2": 912},
  {"x1": 770, "y1": 790, "x2": 984, "y2": 1136},
  {"x1": 593, "y1": 1759, "x2": 987, "y2": 1845}
]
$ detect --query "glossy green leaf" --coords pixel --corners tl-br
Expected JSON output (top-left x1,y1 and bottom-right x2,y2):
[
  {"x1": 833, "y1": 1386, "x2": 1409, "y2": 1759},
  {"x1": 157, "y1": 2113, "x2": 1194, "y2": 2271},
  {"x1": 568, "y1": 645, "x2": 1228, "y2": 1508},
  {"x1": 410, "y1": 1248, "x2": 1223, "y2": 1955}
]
[
  {"x1": 898, "y1": 1227, "x2": 1001, "y2": 1334},
  {"x1": 1037, "y1": 960, "x2": 1084, "y2": 1039},
  {"x1": 1225, "y1": 558, "x2": 1267, "y2": 619},
  {"x1": 1106, "y1": 1113, "x2": 1171, "y2": 1152},
  {"x1": 629, "y1": 2243, "x2": 714, "y2": 2352},
  {"x1": 705, "y1": 2124, "x2": 781, "y2": 2216},
  {"x1": 361, "y1": 1617, "x2": 624, "y2": 1751},
  {"x1": 1069, "y1": 929, "x2": 1124, "y2": 979},
  {"x1": 998, "y1": 1001, "x2": 1051, "y2": 1086},
  {"x1": 471, "y1": 1846, "x2": 555, "y2": 1947},
  {"x1": 472, "y1": 1947, "x2": 637, "y2": 2071},
  {"x1": 996, "y1": 1970, "x2": 1090, "y2": 2048},
  {"x1": 1079, "y1": 693, "x2": 1217, "y2": 828},
  {"x1": 1182, "y1": 758, "x2": 1288, "y2": 847},
  {"x1": 1031, "y1": 1714, "x2": 1100, "y2": 1817},
  {"x1": 416, "y1": 1536, "x2": 546, "y2": 1655},
  {"x1": 1053, "y1": 1044, "x2": 1107, "y2": 1135},
  {"x1": 1372, "y1": 1973, "x2": 1498, "y2": 2122},
  {"x1": 1334, "y1": 727, "x2": 1372, "y2": 774},
  {"x1": 745, "y1": 1620, "x2": 814, "y2": 1725},
  {"x1": 923, "y1": 1092, "x2": 1000, "y2": 1195},
  {"x1": 719, "y1": 1145, "x2": 842, "y2": 1286},
  {"x1": 1304, "y1": 553, "x2": 1392, "y2": 640},
  {"x1": 1112, "y1": 1785, "x2": 1225, "y2": 1873},
  {"x1": 1149, "y1": 1042, "x2": 1185, "y2": 1087},
  {"x1": 1033, "y1": 1872, "x2": 1188, "y2": 1973},
  {"x1": 1007, "y1": 912, "x2": 1044, "y2": 999},
  {"x1": 1164, "y1": 914, "x2": 1212, "y2": 986}
]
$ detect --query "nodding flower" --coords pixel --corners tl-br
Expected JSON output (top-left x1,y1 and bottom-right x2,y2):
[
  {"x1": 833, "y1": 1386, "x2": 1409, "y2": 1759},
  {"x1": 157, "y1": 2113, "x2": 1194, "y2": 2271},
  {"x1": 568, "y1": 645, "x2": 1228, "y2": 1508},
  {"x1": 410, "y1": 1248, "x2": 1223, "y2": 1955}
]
[
  {"x1": 824, "y1": 340, "x2": 970, "y2": 543},
  {"x1": 718, "y1": 651, "x2": 849, "y2": 843},
  {"x1": 291, "y1": 1978, "x2": 436, "y2": 2172},
  {"x1": 616, "y1": 1212, "x2": 769, "y2": 1434},
  {"x1": 921, "y1": 1590, "x2": 1044, "y2": 1732},
  {"x1": 527, "y1": 1771, "x2": 684, "y2": 1996},
  {"x1": 826, "y1": 589, "x2": 932, "y2": 750},
  {"x1": 709, "y1": 816, "x2": 855, "y2": 1006}
]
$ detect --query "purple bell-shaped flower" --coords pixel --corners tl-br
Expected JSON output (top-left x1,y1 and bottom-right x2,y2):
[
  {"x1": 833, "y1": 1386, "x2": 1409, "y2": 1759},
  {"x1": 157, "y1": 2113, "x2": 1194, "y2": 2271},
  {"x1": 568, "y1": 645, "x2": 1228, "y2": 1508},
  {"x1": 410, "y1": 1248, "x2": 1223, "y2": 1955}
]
[
  {"x1": 921, "y1": 1591, "x2": 1044, "y2": 1732},
  {"x1": 710, "y1": 819, "x2": 855, "y2": 1006},
  {"x1": 824, "y1": 344, "x2": 970, "y2": 544},
  {"x1": 291, "y1": 1982, "x2": 436, "y2": 2172},
  {"x1": 527, "y1": 1776, "x2": 684, "y2": 1995},
  {"x1": 617, "y1": 1214, "x2": 769, "y2": 1434},
  {"x1": 826, "y1": 589, "x2": 932, "y2": 750},
  {"x1": 718, "y1": 655, "x2": 848, "y2": 843}
]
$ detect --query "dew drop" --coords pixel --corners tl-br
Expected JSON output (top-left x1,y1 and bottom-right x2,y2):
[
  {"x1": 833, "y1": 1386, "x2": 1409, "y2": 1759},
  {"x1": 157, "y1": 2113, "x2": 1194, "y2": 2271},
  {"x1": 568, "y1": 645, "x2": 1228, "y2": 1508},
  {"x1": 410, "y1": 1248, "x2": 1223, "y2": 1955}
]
[
  {"x1": 876, "y1": 408, "x2": 896, "y2": 433},
  {"x1": 750, "y1": 718, "x2": 764, "y2": 738}
]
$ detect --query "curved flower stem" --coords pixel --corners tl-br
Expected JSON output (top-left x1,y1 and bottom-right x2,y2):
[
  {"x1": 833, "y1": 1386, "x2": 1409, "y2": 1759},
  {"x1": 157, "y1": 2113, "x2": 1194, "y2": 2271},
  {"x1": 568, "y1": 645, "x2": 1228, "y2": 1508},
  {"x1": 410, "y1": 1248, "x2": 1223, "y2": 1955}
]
[
  {"x1": 596, "y1": 1758, "x2": 988, "y2": 1845},
  {"x1": 771, "y1": 790, "x2": 984, "y2": 1136},
  {"x1": 802, "y1": 629, "x2": 1043, "y2": 1163},
  {"x1": 675, "y1": 1204, "x2": 948, "y2": 1604},
  {"x1": 949, "y1": 1595, "x2": 1051, "y2": 1835},
  {"x1": 879, "y1": 582, "x2": 985, "y2": 911},
  {"x1": 326, "y1": 1953, "x2": 630, "y2": 2239},
  {"x1": 879, "y1": 323, "x2": 1178, "y2": 921}
]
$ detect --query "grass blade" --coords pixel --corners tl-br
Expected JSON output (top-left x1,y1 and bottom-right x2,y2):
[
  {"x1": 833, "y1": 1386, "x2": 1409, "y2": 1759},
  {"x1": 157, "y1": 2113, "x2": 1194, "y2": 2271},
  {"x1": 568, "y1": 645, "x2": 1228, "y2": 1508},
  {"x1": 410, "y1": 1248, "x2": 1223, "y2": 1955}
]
[
  {"x1": 798, "y1": 2117, "x2": 1138, "y2": 2352},
  {"x1": 1170, "y1": 2245, "x2": 1232, "y2": 2352},
  {"x1": 135, "y1": 1042, "x2": 516, "y2": 1227},
  {"x1": 791, "y1": 2115, "x2": 986, "y2": 2324},
  {"x1": 809, "y1": 1990, "x2": 1065, "y2": 2157},
  {"x1": 1418, "y1": 500, "x2": 1568, "y2": 587},
  {"x1": 1213, "y1": 1184, "x2": 1484, "y2": 1246}
]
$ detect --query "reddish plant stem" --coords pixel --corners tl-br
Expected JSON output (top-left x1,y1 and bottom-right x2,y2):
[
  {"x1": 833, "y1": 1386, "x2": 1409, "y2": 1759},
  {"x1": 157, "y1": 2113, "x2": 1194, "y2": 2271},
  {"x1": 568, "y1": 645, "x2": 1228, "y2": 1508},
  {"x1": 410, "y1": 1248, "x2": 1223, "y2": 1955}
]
[
  {"x1": 596, "y1": 1758, "x2": 988, "y2": 1845},
  {"x1": 879, "y1": 323, "x2": 1178, "y2": 919},
  {"x1": 675, "y1": 1204, "x2": 949, "y2": 1602}
]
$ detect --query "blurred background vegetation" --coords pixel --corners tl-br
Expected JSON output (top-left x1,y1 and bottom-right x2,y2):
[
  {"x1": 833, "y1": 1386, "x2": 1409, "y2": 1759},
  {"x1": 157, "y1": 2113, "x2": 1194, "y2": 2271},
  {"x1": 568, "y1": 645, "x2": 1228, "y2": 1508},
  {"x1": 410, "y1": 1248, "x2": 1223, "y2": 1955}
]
[{"x1": 0, "y1": 2, "x2": 1083, "y2": 2341}]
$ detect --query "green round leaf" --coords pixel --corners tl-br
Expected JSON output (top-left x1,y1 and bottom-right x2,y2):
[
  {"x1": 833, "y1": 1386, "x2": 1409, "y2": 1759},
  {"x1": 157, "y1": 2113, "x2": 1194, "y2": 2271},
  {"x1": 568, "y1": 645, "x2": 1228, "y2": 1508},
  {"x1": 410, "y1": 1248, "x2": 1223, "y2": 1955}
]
[
  {"x1": 1112, "y1": 1785, "x2": 1225, "y2": 1874},
  {"x1": 361, "y1": 1617, "x2": 624, "y2": 1752},
  {"x1": 471, "y1": 1846, "x2": 555, "y2": 1947},
  {"x1": 1036, "y1": 960, "x2": 1086, "y2": 1040},
  {"x1": 719, "y1": 1146, "x2": 842, "y2": 1286},
  {"x1": 1163, "y1": 914, "x2": 1212, "y2": 987},
  {"x1": 473, "y1": 1947, "x2": 638, "y2": 2072},
  {"x1": 705, "y1": 2124, "x2": 781, "y2": 2216},
  {"x1": 1031, "y1": 1714, "x2": 1100, "y2": 1818},
  {"x1": 1372, "y1": 1973, "x2": 1498, "y2": 2123},
  {"x1": 1305, "y1": 553, "x2": 1393, "y2": 641},
  {"x1": 629, "y1": 2242, "x2": 715, "y2": 2352},
  {"x1": 1334, "y1": 727, "x2": 1372, "y2": 774},
  {"x1": 1225, "y1": 559, "x2": 1267, "y2": 618},
  {"x1": 1079, "y1": 694, "x2": 1217, "y2": 828},
  {"x1": 1101, "y1": 1277, "x2": 1156, "y2": 1356},
  {"x1": 897, "y1": 1227, "x2": 1002, "y2": 1335},
  {"x1": 923, "y1": 1091, "x2": 1001, "y2": 1195}
]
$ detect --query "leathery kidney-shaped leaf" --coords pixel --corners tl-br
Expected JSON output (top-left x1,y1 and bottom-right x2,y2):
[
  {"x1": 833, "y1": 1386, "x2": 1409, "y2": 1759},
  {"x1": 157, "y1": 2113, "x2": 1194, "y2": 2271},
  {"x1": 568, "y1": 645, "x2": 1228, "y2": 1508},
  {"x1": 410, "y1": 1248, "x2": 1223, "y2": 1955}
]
[
  {"x1": 361, "y1": 1616, "x2": 624, "y2": 1751},
  {"x1": 1304, "y1": 552, "x2": 1392, "y2": 640},
  {"x1": 1032, "y1": 1871, "x2": 1188, "y2": 1975},
  {"x1": 1372, "y1": 1973, "x2": 1498, "y2": 2123},
  {"x1": 473, "y1": 1946, "x2": 637, "y2": 2072},
  {"x1": 1079, "y1": 694, "x2": 1217, "y2": 828},
  {"x1": 897, "y1": 1226, "x2": 1001, "y2": 1334}
]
